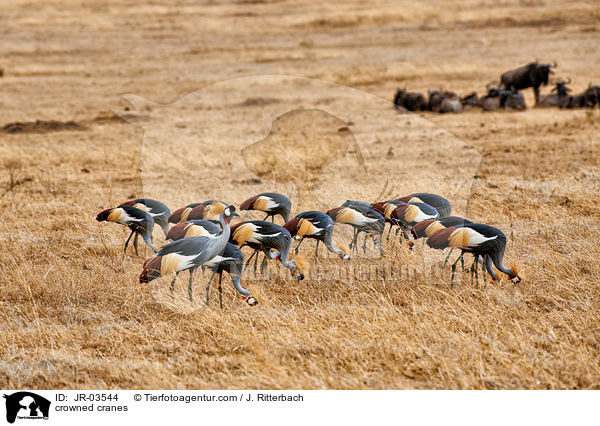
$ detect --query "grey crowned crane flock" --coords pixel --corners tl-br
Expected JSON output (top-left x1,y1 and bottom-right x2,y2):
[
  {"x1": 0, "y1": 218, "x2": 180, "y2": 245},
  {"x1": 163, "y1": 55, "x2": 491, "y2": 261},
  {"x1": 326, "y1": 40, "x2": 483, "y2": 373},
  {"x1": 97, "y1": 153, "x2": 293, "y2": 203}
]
[{"x1": 96, "y1": 191, "x2": 521, "y2": 307}]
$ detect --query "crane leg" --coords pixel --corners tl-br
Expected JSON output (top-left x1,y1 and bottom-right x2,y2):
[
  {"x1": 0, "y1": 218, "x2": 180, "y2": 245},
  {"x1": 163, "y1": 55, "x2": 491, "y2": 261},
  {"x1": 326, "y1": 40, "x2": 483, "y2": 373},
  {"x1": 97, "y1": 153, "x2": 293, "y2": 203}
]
[
  {"x1": 260, "y1": 255, "x2": 271, "y2": 279},
  {"x1": 218, "y1": 273, "x2": 223, "y2": 309},
  {"x1": 375, "y1": 236, "x2": 384, "y2": 255},
  {"x1": 481, "y1": 255, "x2": 487, "y2": 282},
  {"x1": 450, "y1": 255, "x2": 462, "y2": 288},
  {"x1": 294, "y1": 238, "x2": 304, "y2": 254},
  {"x1": 245, "y1": 250, "x2": 257, "y2": 267},
  {"x1": 362, "y1": 234, "x2": 368, "y2": 253},
  {"x1": 254, "y1": 251, "x2": 260, "y2": 275},
  {"x1": 206, "y1": 270, "x2": 217, "y2": 304},
  {"x1": 263, "y1": 213, "x2": 270, "y2": 221},
  {"x1": 350, "y1": 229, "x2": 358, "y2": 253},
  {"x1": 315, "y1": 240, "x2": 320, "y2": 259},
  {"x1": 169, "y1": 272, "x2": 178, "y2": 295},
  {"x1": 188, "y1": 267, "x2": 197, "y2": 302},
  {"x1": 271, "y1": 216, "x2": 274, "y2": 223},
  {"x1": 443, "y1": 248, "x2": 454, "y2": 268},
  {"x1": 133, "y1": 232, "x2": 140, "y2": 255},
  {"x1": 123, "y1": 230, "x2": 135, "y2": 256},
  {"x1": 386, "y1": 224, "x2": 393, "y2": 241}
]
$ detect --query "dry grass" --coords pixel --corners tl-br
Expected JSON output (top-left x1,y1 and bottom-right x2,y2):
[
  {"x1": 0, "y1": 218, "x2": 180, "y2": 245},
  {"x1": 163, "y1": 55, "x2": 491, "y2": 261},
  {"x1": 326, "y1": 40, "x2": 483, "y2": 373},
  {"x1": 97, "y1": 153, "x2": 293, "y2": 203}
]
[{"x1": 1, "y1": 0, "x2": 600, "y2": 389}]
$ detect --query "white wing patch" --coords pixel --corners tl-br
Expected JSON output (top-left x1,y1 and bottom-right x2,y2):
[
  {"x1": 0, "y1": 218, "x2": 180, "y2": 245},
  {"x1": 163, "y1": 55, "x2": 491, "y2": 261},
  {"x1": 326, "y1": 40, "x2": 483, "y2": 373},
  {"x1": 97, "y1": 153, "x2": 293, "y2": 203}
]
[
  {"x1": 204, "y1": 255, "x2": 236, "y2": 268},
  {"x1": 310, "y1": 226, "x2": 324, "y2": 235},
  {"x1": 354, "y1": 211, "x2": 379, "y2": 226},
  {"x1": 412, "y1": 209, "x2": 438, "y2": 223},
  {"x1": 262, "y1": 197, "x2": 279, "y2": 210},
  {"x1": 466, "y1": 228, "x2": 498, "y2": 246},
  {"x1": 120, "y1": 210, "x2": 143, "y2": 224}
]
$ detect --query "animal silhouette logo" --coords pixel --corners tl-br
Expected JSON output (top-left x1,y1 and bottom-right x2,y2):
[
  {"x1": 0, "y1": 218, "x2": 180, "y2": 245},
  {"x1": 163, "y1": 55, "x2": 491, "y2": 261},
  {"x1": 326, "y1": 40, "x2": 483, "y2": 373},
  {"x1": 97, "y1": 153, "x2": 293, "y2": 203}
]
[
  {"x1": 3, "y1": 392, "x2": 50, "y2": 423},
  {"x1": 118, "y1": 75, "x2": 481, "y2": 214}
]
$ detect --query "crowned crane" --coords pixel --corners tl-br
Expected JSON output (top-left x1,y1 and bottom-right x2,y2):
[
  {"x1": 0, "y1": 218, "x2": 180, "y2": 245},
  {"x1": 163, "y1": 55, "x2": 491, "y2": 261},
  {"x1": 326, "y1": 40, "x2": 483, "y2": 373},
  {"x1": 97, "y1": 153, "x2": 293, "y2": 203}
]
[
  {"x1": 168, "y1": 202, "x2": 202, "y2": 224},
  {"x1": 371, "y1": 200, "x2": 408, "y2": 239},
  {"x1": 166, "y1": 219, "x2": 221, "y2": 241},
  {"x1": 410, "y1": 216, "x2": 472, "y2": 240},
  {"x1": 119, "y1": 198, "x2": 171, "y2": 237},
  {"x1": 426, "y1": 223, "x2": 521, "y2": 287},
  {"x1": 240, "y1": 192, "x2": 291, "y2": 223},
  {"x1": 342, "y1": 200, "x2": 373, "y2": 211},
  {"x1": 326, "y1": 205, "x2": 385, "y2": 255},
  {"x1": 389, "y1": 202, "x2": 439, "y2": 243},
  {"x1": 96, "y1": 205, "x2": 158, "y2": 255},
  {"x1": 411, "y1": 216, "x2": 472, "y2": 267},
  {"x1": 283, "y1": 211, "x2": 350, "y2": 260},
  {"x1": 169, "y1": 201, "x2": 234, "y2": 224},
  {"x1": 229, "y1": 220, "x2": 305, "y2": 280},
  {"x1": 395, "y1": 193, "x2": 451, "y2": 217},
  {"x1": 203, "y1": 243, "x2": 257, "y2": 307},
  {"x1": 139, "y1": 206, "x2": 236, "y2": 301}
]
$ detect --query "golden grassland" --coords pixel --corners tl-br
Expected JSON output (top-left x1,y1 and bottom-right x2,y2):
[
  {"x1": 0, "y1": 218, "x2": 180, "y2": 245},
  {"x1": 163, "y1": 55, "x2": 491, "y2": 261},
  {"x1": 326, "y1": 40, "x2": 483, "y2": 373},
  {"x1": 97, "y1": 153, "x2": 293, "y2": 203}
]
[{"x1": 1, "y1": 0, "x2": 600, "y2": 389}]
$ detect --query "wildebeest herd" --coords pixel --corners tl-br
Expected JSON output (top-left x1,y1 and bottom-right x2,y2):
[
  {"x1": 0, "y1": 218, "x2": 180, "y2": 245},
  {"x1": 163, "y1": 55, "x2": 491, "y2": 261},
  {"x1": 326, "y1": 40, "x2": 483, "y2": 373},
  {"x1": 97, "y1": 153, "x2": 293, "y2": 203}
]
[{"x1": 394, "y1": 61, "x2": 600, "y2": 113}]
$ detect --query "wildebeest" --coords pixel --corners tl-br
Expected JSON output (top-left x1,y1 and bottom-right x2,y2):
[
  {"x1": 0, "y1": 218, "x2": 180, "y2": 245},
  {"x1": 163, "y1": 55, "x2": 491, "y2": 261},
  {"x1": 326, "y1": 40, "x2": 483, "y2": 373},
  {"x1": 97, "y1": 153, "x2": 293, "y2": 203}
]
[
  {"x1": 538, "y1": 79, "x2": 571, "y2": 108},
  {"x1": 439, "y1": 91, "x2": 462, "y2": 113},
  {"x1": 478, "y1": 86, "x2": 502, "y2": 111},
  {"x1": 427, "y1": 90, "x2": 462, "y2": 113},
  {"x1": 461, "y1": 92, "x2": 479, "y2": 110},
  {"x1": 500, "y1": 61, "x2": 556, "y2": 105},
  {"x1": 567, "y1": 83, "x2": 600, "y2": 108},
  {"x1": 502, "y1": 87, "x2": 526, "y2": 110},
  {"x1": 393, "y1": 88, "x2": 427, "y2": 111},
  {"x1": 587, "y1": 84, "x2": 600, "y2": 106},
  {"x1": 478, "y1": 85, "x2": 526, "y2": 111},
  {"x1": 427, "y1": 89, "x2": 444, "y2": 112}
]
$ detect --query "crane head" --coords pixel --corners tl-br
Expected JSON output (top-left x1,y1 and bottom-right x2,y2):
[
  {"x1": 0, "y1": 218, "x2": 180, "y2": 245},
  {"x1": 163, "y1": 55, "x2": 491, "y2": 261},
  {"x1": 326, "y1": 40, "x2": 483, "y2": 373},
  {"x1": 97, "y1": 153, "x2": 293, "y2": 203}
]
[
  {"x1": 509, "y1": 263, "x2": 521, "y2": 284},
  {"x1": 337, "y1": 244, "x2": 350, "y2": 260},
  {"x1": 223, "y1": 205, "x2": 237, "y2": 224},
  {"x1": 243, "y1": 295, "x2": 258, "y2": 306},
  {"x1": 291, "y1": 255, "x2": 308, "y2": 280}
]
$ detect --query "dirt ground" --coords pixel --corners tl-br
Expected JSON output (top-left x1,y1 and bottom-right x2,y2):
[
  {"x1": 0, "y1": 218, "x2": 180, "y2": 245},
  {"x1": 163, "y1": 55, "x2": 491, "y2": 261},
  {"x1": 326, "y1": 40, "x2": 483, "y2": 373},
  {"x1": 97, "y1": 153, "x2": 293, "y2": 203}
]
[{"x1": 1, "y1": 0, "x2": 599, "y2": 389}]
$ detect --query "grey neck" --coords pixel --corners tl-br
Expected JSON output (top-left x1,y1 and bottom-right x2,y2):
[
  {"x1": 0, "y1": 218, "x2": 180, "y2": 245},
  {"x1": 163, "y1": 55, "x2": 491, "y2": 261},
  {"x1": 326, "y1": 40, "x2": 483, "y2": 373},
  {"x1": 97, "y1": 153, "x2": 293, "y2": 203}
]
[
  {"x1": 325, "y1": 238, "x2": 343, "y2": 256},
  {"x1": 489, "y1": 249, "x2": 514, "y2": 277}
]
